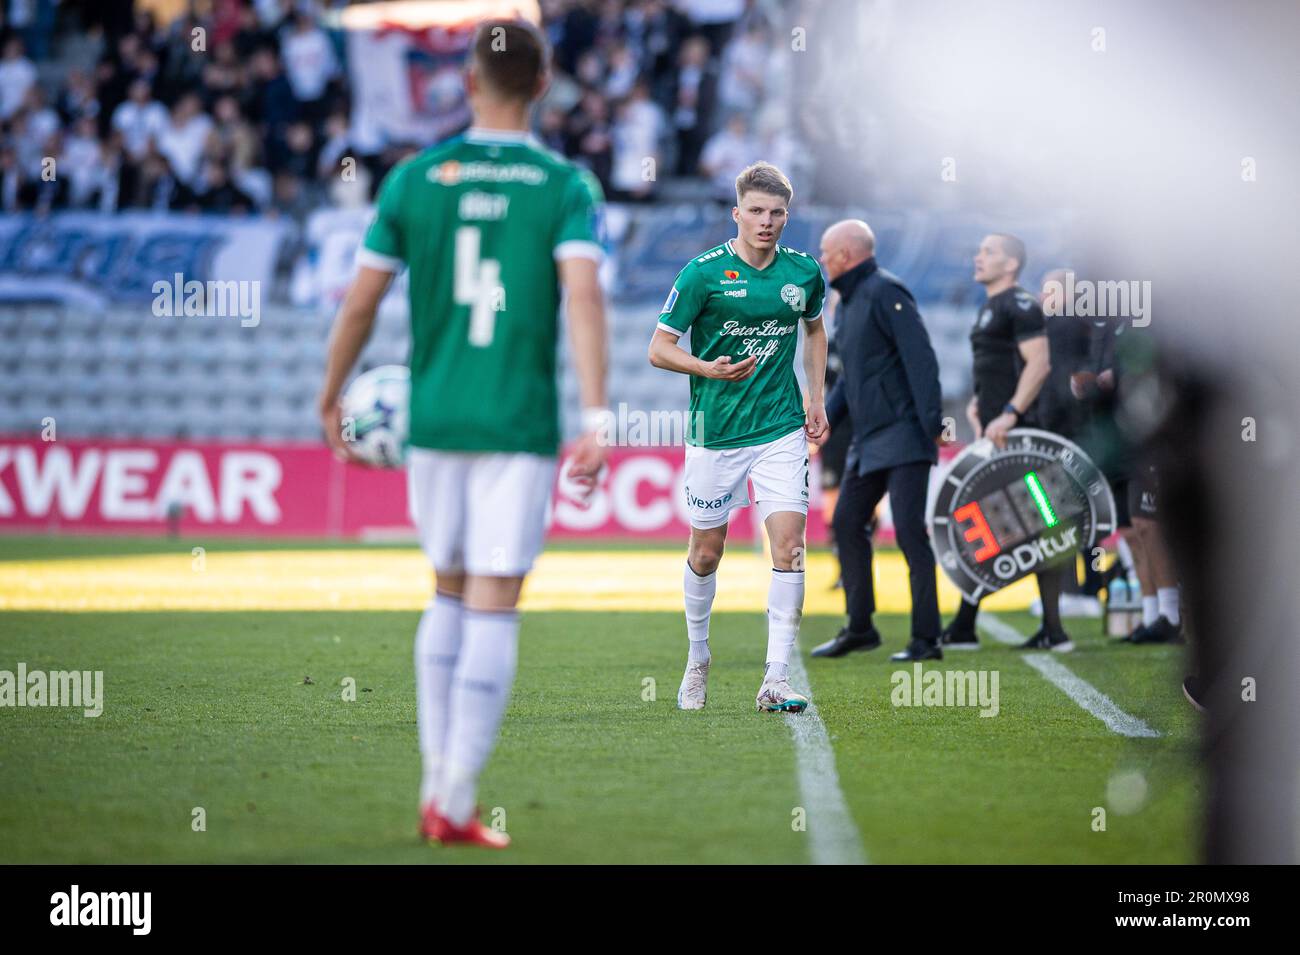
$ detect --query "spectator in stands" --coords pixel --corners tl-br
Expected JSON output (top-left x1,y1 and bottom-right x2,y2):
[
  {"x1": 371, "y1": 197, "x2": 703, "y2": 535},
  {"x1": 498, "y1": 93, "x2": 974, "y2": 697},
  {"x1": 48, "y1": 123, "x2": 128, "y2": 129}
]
[
  {"x1": 156, "y1": 92, "x2": 214, "y2": 188},
  {"x1": 111, "y1": 77, "x2": 167, "y2": 162},
  {"x1": 200, "y1": 42, "x2": 246, "y2": 106},
  {"x1": 121, "y1": 146, "x2": 179, "y2": 211},
  {"x1": 550, "y1": 0, "x2": 601, "y2": 77},
  {"x1": 280, "y1": 10, "x2": 338, "y2": 125},
  {"x1": 670, "y1": 35, "x2": 715, "y2": 176},
  {"x1": 567, "y1": 88, "x2": 614, "y2": 191},
  {"x1": 194, "y1": 158, "x2": 255, "y2": 214},
  {"x1": 609, "y1": 80, "x2": 665, "y2": 200},
  {"x1": 209, "y1": 94, "x2": 260, "y2": 172},
  {"x1": 273, "y1": 120, "x2": 319, "y2": 183},
  {"x1": 159, "y1": 9, "x2": 207, "y2": 93},
  {"x1": 699, "y1": 114, "x2": 757, "y2": 203},
  {"x1": 538, "y1": 104, "x2": 568, "y2": 153},
  {"x1": 603, "y1": 42, "x2": 640, "y2": 100},
  {"x1": 717, "y1": 20, "x2": 768, "y2": 114},
  {"x1": 0, "y1": 0, "x2": 774, "y2": 217},
  {"x1": 679, "y1": 0, "x2": 746, "y2": 54},
  {"x1": 19, "y1": 84, "x2": 61, "y2": 153},
  {"x1": 0, "y1": 36, "x2": 37, "y2": 120},
  {"x1": 232, "y1": 3, "x2": 274, "y2": 59},
  {"x1": 248, "y1": 47, "x2": 298, "y2": 155},
  {"x1": 0, "y1": 142, "x2": 20, "y2": 211},
  {"x1": 56, "y1": 68, "x2": 99, "y2": 123},
  {"x1": 62, "y1": 114, "x2": 104, "y2": 208}
]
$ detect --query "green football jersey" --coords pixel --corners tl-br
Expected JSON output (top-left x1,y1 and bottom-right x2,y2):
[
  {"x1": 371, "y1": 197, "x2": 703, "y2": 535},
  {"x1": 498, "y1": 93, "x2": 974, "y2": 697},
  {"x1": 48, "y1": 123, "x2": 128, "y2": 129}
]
[
  {"x1": 657, "y1": 240, "x2": 826, "y2": 449},
  {"x1": 360, "y1": 128, "x2": 604, "y2": 455}
]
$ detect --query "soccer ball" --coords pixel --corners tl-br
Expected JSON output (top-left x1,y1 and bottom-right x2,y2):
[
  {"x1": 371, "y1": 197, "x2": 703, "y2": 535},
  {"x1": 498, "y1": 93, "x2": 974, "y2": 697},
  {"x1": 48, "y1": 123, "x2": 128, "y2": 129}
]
[{"x1": 341, "y1": 365, "x2": 409, "y2": 467}]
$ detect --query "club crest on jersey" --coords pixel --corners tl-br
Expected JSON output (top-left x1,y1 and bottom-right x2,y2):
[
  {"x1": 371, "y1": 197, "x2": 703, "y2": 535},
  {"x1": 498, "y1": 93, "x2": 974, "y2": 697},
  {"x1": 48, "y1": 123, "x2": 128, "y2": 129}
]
[
  {"x1": 977, "y1": 306, "x2": 992, "y2": 329},
  {"x1": 780, "y1": 283, "x2": 805, "y2": 312}
]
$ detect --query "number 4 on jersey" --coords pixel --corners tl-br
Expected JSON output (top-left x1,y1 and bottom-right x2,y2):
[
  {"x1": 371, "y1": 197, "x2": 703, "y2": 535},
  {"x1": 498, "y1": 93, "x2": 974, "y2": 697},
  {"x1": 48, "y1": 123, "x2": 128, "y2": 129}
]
[{"x1": 454, "y1": 226, "x2": 504, "y2": 347}]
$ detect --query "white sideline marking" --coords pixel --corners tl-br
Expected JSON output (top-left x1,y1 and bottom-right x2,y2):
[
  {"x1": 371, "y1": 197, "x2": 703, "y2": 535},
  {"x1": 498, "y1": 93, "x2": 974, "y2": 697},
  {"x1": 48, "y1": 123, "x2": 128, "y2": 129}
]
[
  {"x1": 978, "y1": 614, "x2": 1031, "y2": 645},
  {"x1": 980, "y1": 614, "x2": 1161, "y2": 738},
  {"x1": 786, "y1": 649, "x2": 869, "y2": 865}
]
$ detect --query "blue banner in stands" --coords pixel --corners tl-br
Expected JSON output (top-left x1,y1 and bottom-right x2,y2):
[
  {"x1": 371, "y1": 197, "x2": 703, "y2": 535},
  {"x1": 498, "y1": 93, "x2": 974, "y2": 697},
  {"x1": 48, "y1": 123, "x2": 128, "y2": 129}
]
[{"x1": 0, "y1": 212, "x2": 292, "y2": 307}]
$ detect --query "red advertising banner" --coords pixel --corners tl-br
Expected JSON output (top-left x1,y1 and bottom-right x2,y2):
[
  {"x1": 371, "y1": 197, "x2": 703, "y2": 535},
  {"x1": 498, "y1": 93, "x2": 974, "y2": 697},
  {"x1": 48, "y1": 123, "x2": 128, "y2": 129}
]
[{"x1": 0, "y1": 437, "x2": 840, "y2": 542}]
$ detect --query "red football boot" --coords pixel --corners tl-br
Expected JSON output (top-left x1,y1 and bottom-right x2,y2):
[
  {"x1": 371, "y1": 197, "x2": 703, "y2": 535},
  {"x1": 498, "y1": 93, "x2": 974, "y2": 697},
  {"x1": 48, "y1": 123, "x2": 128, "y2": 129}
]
[
  {"x1": 428, "y1": 811, "x2": 511, "y2": 849},
  {"x1": 419, "y1": 803, "x2": 439, "y2": 841}
]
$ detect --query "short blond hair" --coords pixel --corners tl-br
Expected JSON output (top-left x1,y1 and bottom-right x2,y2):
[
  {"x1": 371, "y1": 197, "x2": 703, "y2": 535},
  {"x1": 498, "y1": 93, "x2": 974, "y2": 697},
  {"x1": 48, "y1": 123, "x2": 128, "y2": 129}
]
[{"x1": 735, "y1": 161, "x2": 793, "y2": 206}]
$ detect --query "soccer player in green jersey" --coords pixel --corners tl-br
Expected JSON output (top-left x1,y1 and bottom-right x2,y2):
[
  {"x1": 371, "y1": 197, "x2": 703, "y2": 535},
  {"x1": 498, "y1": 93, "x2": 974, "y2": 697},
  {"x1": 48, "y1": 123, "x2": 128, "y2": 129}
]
[
  {"x1": 318, "y1": 20, "x2": 608, "y2": 848},
  {"x1": 648, "y1": 162, "x2": 828, "y2": 713}
]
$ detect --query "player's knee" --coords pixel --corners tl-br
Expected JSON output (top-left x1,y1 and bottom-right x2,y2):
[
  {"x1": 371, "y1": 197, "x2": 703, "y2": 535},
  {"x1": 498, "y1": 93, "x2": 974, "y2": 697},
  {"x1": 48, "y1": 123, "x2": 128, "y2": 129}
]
[
  {"x1": 435, "y1": 570, "x2": 465, "y2": 599},
  {"x1": 770, "y1": 535, "x2": 805, "y2": 570},
  {"x1": 688, "y1": 537, "x2": 725, "y2": 575}
]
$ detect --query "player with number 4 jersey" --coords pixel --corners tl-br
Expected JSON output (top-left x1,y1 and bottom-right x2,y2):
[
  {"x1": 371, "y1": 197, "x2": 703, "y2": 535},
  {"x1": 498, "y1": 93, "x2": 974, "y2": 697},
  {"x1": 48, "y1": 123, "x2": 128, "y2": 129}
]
[
  {"x1": 649, "y1": 162, "x2": 828, "y2": 716},
  {"x1": 318, "y1": 19, "x2": 608, "y2": 849}
]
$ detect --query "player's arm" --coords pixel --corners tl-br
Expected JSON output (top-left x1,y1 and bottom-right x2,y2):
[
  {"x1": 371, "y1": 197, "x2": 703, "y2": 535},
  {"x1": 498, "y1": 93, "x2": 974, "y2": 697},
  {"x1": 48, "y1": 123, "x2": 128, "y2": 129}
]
[
  {"x1": 552, "y1": 168, "x2": 613, "y2": 495},
  {"x1": 802, "y1": 317, "x2": 828, "y2": 441},
  {"x1": 559, "y1": 255, "x2": 609, "y2": 483},
  {"x1": 320, "y1": 164, "x2": 406, "y2": 461},
  {"x1": 318, "y1": 265, "x2": 395, "y2": 462},
  {"x1": 801, "y1": 269, "x2": 829, "y2": 441},
  {"x1": 647, "y1": 270, "x2": 755, "y2": 380},
  {"x1": 648, "y1": 328, "x2": 756, "y2": 380},
  {"x1": 985, "y1": 335, "x2": 1051, "y2": 448}
]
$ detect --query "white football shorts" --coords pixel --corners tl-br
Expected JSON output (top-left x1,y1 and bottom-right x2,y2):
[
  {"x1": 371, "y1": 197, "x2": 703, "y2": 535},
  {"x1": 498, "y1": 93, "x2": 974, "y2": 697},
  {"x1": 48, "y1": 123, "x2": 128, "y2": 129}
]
[
  {"x1": 406, "y1": 448, "x2": 557, "y2": 576},
  {"x1": 682, "y1": 427, "x2": 809, "y2": 530}
]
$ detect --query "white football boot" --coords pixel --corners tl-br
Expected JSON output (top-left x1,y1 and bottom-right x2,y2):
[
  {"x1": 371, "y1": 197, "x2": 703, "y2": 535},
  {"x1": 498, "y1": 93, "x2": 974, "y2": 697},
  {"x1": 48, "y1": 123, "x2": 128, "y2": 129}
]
[
  {"x1": 755, "y1": 675, "x2": 809, "y2": 713},
  {"x1": 677, "y1": 659, "x2": 710, "y2": 710}
]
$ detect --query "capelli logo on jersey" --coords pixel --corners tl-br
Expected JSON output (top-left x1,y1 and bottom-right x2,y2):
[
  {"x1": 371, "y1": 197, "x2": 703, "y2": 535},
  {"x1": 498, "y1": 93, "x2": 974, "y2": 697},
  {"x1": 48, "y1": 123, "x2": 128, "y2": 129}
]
[{"x1": 685, "y1": 489, "x2": 733, "y2": 511}]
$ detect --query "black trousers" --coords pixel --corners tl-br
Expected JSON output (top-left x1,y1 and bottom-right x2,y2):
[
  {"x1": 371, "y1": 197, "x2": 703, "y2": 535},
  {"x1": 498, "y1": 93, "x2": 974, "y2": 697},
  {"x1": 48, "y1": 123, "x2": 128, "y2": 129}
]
[{"x1": 832, "y1": 460, "x2": 940, "y2": 642}]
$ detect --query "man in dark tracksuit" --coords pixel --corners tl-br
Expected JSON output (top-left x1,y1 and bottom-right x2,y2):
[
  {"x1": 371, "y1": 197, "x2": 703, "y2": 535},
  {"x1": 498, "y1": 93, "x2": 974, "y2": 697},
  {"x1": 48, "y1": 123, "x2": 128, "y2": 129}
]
[
  {"x1": 941, "y1": 233, "x2": 1066, "y2": 651},
  {"x1": 810, "y1": 219, "x2": 947, "y2": 662}
]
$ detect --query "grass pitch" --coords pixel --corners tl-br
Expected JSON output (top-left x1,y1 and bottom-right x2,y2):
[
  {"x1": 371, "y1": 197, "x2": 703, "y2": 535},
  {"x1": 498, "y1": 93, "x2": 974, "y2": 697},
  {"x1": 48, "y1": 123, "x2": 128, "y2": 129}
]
[{"x1": 0, "y1": 535, "x2": 1198, "y2": 864}]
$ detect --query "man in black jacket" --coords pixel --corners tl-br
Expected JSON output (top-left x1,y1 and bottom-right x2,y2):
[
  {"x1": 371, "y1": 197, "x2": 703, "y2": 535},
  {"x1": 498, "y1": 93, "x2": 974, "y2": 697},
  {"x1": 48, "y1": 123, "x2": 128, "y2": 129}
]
[{"x1": 811, "y1": 220, "x2": 947, "y2": 662}]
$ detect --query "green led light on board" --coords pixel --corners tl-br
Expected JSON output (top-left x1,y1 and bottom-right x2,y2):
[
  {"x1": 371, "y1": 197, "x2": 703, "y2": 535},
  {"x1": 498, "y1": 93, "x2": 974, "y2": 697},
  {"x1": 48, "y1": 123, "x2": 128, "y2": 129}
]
[{"x1": 1024, "y1": 471, "x2": 1059, "y2": 527}]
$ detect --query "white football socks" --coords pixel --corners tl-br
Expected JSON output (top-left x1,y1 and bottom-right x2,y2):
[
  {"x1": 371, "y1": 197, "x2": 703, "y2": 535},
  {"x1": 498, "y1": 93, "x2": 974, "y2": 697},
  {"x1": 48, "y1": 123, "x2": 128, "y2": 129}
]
[
  {"x1": 415, "y1": 593, "x2": 463, "y2": 808},
  {"x1": 765, "y1": 569, "x2": 805, "y2": 682},
  {"x1": 439, "y1": 608, "x2": 520, "y2": 827},
  {"x1": 1142, "y1": 595, "x2": 1160, "y2": 627},
  {"x1": 1157, "y1": 587, "x2": 1181, "y2": 626},
  {"x1": 683, "y1": 562, "x2": 716, "y2": 664}
]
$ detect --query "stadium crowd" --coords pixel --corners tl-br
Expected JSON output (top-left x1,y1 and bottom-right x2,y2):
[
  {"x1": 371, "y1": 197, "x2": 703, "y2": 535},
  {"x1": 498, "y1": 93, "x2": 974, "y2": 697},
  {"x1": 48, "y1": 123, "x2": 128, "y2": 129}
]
[{"x1": 0, "y1": 0, "x2": 803, "y2": 217}]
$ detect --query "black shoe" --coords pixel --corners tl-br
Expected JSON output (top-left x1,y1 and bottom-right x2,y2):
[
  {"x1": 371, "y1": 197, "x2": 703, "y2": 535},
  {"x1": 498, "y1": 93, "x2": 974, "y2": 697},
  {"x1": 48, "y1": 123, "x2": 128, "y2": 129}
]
[
  {"x1": 1182, "y1": 675, "x2": 1207, "y2": 712},
  {"x1": 889, "y1": 640, "x2": 943, "y2": 662},
  {"x1": 939, "y1": 623, "x2": 980, "y2": 650},
  {"x1": 810, "y1": 626, "x2": 882, "y2": 658},
  {"x1": 1127, "y1": 616, "x2": 1183, "y2": 644},
  {"x1": 1117, "y1": 622, "x2": 1152, "y2": 642},
  {"x1": 1017, "y1": 626, "x2": 1074, "y2": 653}
]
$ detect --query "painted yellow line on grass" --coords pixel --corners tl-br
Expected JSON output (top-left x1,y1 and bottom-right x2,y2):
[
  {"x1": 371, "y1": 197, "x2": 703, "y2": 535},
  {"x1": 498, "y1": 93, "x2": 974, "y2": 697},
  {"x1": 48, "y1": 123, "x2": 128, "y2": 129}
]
[{"x1": 0, "y1": 549, "x2": 1036, "y2": 613}]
